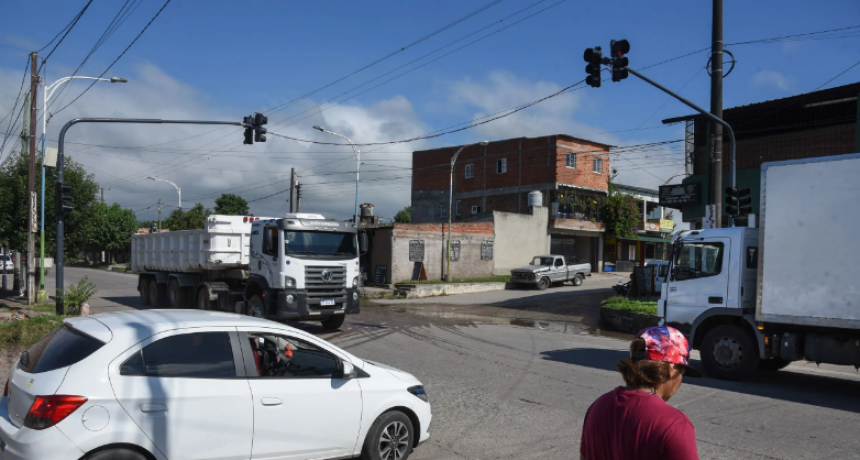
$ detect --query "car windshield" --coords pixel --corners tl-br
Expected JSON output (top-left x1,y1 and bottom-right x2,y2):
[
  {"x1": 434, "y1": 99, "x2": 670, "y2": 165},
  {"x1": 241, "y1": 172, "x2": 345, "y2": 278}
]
[
  {"x1": 531, "y1": 257, "x2": 555, "y2": 266},
  {"x1": 285, "y1": 231, "x2": 357, "y2": 257}
]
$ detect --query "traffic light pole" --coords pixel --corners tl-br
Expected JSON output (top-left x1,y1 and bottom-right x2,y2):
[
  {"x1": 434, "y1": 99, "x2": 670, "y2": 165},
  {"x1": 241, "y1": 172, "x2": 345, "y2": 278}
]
[
  {"x1": 623, "y1": 66, "x2": 737, "y2": 218},
  {"x1": 54, "y1": 117, "x2": 254, "y2": 315}
]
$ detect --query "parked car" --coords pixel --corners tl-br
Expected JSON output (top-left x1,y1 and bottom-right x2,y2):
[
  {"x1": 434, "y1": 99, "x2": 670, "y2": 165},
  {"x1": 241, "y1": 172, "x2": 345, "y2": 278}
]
[
  {"x1": 0, "y1": 310, "x2": 431, "y2": 460},
  {"x1": 0, "y1": 254, "x2": 12, "y2": 272},
  {"x1": 645, "y1": 260, "x2": 670, "y2": 292},
  {"x1": 510, "y1": 254, "x2": 591, "y2": 290}
]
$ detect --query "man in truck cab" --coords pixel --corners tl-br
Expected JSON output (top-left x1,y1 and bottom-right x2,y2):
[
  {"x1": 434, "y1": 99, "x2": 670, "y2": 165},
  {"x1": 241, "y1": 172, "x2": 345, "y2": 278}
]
[{"x1": 580, "y1": 326, "x2": 702, "y2": 460}]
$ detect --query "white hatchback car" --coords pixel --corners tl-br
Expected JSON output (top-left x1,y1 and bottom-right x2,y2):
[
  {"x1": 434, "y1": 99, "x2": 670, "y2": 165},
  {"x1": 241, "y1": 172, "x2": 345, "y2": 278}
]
[{"x1": 0, "y1": 310, "x2": 431, "y2": 460}]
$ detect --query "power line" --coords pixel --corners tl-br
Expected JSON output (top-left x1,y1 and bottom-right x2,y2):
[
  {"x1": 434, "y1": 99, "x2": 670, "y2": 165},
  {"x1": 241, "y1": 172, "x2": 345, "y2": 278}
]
[
  {"x1": 39, "y1": 0, "x2": 95, "y2": 69},
  {"x1": 36, "y1": 0, "x2": 94, "y2": 53},
  {"x1": 726, "y1": 24, "x2": 860, "y2": 46},
  {"x1": 51, "y1": 0, "x2": 172, "y2": 116}
]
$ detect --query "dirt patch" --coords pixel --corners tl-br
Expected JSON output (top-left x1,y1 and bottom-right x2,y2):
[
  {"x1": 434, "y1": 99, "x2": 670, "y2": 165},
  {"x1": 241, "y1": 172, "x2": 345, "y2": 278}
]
[{"x1": 0, "y1": 347, "x2": 24, "y2": 385}]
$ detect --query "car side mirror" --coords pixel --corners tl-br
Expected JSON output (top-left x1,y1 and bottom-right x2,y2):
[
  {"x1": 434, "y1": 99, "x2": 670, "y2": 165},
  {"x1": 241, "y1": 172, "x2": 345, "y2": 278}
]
[
  {"x1": 340, "y1": 361, "x2": 358, "y2": 380},
  {"x1": 358, "y1": 232, "x2": 368, "y2": 255}
]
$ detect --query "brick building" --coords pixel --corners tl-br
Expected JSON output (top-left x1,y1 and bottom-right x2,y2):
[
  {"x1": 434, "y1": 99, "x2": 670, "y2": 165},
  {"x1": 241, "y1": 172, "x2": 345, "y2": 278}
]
[
  {"x1": 411, "y1": 134, "x2": 612, "y2": 270},
  {"x1": 662, "y1": 82, "x2": 860, "y2": 228}
]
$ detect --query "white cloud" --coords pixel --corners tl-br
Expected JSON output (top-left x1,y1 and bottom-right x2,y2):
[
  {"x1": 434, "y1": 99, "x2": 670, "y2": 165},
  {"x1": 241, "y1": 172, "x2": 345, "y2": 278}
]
[
  {"x1": 752, "y1": 70, "x2": 797, "y2": 91},
  {"x1": 0, "y1": 62, "x2": 429, "y2": 222}
]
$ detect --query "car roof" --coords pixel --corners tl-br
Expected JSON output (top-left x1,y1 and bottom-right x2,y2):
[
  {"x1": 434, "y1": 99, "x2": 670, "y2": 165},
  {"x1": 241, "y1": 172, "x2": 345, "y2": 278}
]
[{"x1": 75, "y1": 309, "x2": 290, "y2": 344}]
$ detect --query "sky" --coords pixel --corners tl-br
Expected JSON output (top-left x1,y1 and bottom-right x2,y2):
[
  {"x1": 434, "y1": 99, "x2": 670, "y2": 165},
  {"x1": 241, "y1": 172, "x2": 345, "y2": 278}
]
[{"x1": 1, "y1": 0, "x2": 859, "y2": 223}]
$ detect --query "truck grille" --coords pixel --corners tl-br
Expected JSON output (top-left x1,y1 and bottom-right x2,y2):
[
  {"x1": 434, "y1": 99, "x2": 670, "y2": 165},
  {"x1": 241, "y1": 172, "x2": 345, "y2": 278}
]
[{"x1": 305, "y1": 265, "x2": 347, "y2": 309}]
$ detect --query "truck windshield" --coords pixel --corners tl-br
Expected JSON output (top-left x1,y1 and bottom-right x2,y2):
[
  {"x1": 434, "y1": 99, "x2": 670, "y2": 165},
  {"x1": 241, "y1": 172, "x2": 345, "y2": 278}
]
[
  {"x1": 675, "y1": 242, "x2": 723, "y2": 279},
  {"x1": 531, "y1": 257, "x2": 554, "y2": 266},
  {"x1": 284, "y1": 231, "x2": 357, "y2": 257}
]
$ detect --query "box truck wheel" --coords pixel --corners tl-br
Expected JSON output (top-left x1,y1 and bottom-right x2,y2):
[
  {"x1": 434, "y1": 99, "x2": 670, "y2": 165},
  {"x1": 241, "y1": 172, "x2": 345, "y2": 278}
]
[
  {"x1": 758, "y1": 358, "x2": 791, "y2": 372},
  {"x1": 147, "y1": 279, "x2": 165, "y2": 308},
  {"x1": 139, "y1": 277, "x2": 151, "y2": 306},
  {"x1": 197, "y1": 288, "x2": 211, "y2": 310},
  {"x1": 321, "y1": 314, "x2": 345, "y2": 330},
  {"x1": 246, "y1": 295, "x2": 264, "y2": 318},
  {"x1": 701, "y1": 324, "x2": 760, "y2": 380},
  {"x1": 168, "y1": 279, "x2": 190, "y2": 308}
]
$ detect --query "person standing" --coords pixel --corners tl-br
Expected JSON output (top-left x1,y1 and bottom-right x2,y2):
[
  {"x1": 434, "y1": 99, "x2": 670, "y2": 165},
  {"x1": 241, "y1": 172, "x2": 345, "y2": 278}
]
[{"x1": 580, "y1": 326, "x2": 702, "y2": 460}]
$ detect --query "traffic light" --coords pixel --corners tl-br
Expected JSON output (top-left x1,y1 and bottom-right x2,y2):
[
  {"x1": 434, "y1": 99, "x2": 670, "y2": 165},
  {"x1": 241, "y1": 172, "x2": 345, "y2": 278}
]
[
  {"x1": 253, "y1": 112, "x2": 268, "y2": 143},
  {"x1": 725, "y1": 187, "x2": 752, "y2": 216},
  {"x1": 610, "y1": 39, "x2": 630, "y2": 82},
  {"x1": 243, "y1": 116, "x2": 254, "y2": 145},
  {"x1": 583, "y1": 46, "x2": 602, "y2": 88},
  {"x1": 59, "y1": 183, "x2": 73, "y2": 212}
]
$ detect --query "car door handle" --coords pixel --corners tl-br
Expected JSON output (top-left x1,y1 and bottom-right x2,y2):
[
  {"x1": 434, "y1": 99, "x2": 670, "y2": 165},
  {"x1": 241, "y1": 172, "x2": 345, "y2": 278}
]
[
  {"x1": 261, "y1": 397, "x2": 282, "y2": 406},
  {"x1": 140, "y1": 404, "x2": 167, "y2": 413}
]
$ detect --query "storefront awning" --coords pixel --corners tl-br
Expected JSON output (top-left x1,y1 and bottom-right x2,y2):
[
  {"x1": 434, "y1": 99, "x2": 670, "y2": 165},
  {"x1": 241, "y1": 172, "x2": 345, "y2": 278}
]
[{"x1": 609, "y1": 234, "x2": 672, "y2": 243}]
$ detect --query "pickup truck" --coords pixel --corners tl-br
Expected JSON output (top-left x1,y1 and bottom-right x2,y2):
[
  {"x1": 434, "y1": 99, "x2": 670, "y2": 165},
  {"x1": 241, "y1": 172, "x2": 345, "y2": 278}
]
[{"x1": 511, "y1": 255, "x2": 591, "y2": 290}]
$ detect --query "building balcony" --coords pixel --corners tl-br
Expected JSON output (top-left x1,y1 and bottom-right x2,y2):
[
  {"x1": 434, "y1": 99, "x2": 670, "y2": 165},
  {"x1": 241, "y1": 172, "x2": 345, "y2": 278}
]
[{"x1": 550, "y1": 217, "x2": 605, "y2": 233}]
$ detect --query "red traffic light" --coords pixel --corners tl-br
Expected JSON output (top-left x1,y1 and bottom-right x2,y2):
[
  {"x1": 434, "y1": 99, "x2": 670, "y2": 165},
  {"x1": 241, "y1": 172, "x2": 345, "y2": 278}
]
[{"x1": 611, "y1": 39, "x2": 630, "y2": 56}]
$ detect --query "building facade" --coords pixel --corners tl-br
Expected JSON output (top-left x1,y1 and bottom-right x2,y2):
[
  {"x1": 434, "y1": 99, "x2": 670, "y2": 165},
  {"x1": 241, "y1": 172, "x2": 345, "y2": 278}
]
[
  {"x1": 662, "y1": 82, "x2": 860, "y2": 228},
  {"x1": 411, "y1": 135, "x2": 612, "y2": 271}
]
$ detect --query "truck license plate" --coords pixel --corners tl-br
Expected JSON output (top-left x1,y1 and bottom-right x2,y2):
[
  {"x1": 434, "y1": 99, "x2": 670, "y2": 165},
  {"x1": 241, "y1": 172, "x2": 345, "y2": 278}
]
[{"x1": 320, "y1": 299, "x2": 335, "y2": 306}]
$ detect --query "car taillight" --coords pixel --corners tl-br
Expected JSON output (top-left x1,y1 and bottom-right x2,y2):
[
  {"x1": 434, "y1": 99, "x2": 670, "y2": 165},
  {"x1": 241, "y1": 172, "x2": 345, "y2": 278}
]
[{"x1": 23, "y1": 395, "x2": 87, "y2": 430}]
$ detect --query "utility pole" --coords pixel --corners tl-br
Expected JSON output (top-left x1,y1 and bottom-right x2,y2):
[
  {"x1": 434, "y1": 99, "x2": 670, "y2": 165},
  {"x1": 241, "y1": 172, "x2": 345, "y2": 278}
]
[
  {"x1": 26, "y1": 52, "x2": 38, "y2": 305},
  {"x1": 289, "y1": 167, "x2": 296, "y2": 213},
  {"x1": 709, "y1": 0, "x2": 724, "y2": 229},
  {"x1": 100, "y1": 188, "x2": 104, "y2": 203},
  {"x1": 295, "y1": 183, "x2": 301, "y2": 212},
  {"x1": 157, "y1": 199, "x2": 162, "y2": 230}
]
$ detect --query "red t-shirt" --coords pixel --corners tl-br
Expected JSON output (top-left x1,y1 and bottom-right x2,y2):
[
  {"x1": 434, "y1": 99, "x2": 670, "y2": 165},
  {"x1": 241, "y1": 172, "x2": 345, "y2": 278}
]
[{"x1": 580, "y1": 387, "x2": 699, "y2": 460}]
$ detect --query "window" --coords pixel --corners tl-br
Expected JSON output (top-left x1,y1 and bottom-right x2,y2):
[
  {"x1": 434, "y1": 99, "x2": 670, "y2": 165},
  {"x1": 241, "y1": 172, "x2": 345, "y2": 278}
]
[
  {"x1": 566, "y1": 152, "x2": 577, "y2": 168},
  {"x1": 436, "y1": 205, "x2": 446, "y2": 219},
  {"x1": 471, "y1": 205, "x2": 481, "y2": 215},
  {"x1": 746, "y1": 247, "x2": 758, "y2": 269},
  {"x1": 658, "y1": 264, "x2": 669, "y2": 278},
  {"x1": 247, "y1": 333, "x2": 340, "y2": 378},
  {"x1": 284, "y1": 230, "x2": 357, "y2": 257},
  {"x1": 263, "y1": 227, "x2": 278, "y2": 256},
  {"x1": 123, "y1": 332, "x2": 236, "y2": 378},
  {"x1": 554, "y1": 258, "x2": 564, "y2": 267},
  {"x1": 20, "y1": 325, "x2": 105, "y2": 374},
  {"x1": 455, "y1": 200, "x2": 461, "y2": 217},
  {"x1": 593, "y1": 158, "x2": 603, "y2": 174},
  {"x1": 464, "y1": 164, "x2": 474, "y2": 178},
  {"x1": 496, "y1": 158, "x2": 507, "y2": 174},
  {"x1": 675, "y1": 242, "x2": 724, "y2": 280},
  {"x1": 645, "y1": 243, "x2": 656, "y2": 260}
]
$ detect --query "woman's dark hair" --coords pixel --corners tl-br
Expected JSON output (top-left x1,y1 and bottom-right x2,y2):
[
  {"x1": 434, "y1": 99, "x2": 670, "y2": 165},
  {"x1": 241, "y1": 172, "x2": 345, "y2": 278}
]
[{"x1": 617, "y1": 338, "x2": 673, "y2": 387}]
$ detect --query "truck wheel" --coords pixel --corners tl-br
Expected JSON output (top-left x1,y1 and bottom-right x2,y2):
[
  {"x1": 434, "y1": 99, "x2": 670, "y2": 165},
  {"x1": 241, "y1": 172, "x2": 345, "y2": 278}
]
[
  {"x1": 246, "y1": 295, "x2": 264, "y2": 318},
  {"x1": 572, "y1": 274, "x2": 584, "y2": 286},
  {"x1": 758, "y1": 358, "x2": 791, "y2": 372},
  {"x1": 168, "y1": 279, "x2": 186, "y2": 308},
  {"x1": 701, "y1": 324, "x2": 760, "y2": 381},
  {"x1": 196, "y1": 288, "x2": 211, "y2": 310},
  {"x1": 537, "y1": 277, "x2": 550, "y2": 290},
  {"x1": 139, "y1": 278, "x2": 151, "y2": 306},
  {"x1": 148, "y1": 279, "x2": 164, "y2": 308},
  {"x1": 321, "y1": 314, "x2": 346, "y2": 330},
  {"x1": 361, "y1": 410, "x2": 414, "y2": 460}
]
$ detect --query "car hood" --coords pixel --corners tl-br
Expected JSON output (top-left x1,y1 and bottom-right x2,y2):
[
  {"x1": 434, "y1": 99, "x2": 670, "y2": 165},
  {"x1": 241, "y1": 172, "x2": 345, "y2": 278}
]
[
  {"x1": 362, "y1": 359, "x2": 421, "y2": 384},
  {"x1": 511, "y1": 265, "x2": 550, "y2": 274}
]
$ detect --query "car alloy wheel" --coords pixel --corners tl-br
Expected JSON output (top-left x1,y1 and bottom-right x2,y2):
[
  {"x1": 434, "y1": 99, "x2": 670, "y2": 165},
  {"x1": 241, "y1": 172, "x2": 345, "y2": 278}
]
[{"x1": 378, "y1": 420, "x2": 410, "y2": 460}]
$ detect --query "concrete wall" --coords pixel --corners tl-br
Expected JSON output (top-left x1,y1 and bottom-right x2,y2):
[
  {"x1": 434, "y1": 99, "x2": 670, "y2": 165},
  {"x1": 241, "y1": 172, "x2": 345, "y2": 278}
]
[
  {"x1": 390, "y1": 223, "x2": 495, "y2": 282},
  {"x1": 492, "y1": 207, "x2": 550, "y2": 275}
]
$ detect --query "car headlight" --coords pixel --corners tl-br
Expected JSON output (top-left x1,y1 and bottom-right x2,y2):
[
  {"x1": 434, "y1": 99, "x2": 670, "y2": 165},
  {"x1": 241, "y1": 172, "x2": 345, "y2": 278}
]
[
  {"x1": 352, "y1": 276, "x2": 359, "y2": 287},
  {"x1": 407, "y1": 385, "x2": 428, "y2": 403},
  {"x1": 285, "y1": 276, "x2": 296, "y2": 288}
]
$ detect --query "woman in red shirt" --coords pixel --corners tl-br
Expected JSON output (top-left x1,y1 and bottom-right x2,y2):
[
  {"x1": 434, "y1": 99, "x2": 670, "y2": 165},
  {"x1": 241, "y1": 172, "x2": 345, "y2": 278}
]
[{"x1": 580, "y1": 326, "x2": 702, "y2": 460}]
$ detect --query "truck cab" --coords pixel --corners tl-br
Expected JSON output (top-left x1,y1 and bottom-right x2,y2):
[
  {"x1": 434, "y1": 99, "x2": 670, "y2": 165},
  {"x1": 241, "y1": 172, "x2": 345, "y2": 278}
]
[{"x1": 246, "y1": 213, "x2": 367, "y2": 330}]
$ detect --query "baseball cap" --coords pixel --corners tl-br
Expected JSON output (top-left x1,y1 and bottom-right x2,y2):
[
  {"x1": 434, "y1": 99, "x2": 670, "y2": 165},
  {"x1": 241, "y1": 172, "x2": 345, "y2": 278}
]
[{"x1": 633, "y1": 326, "x2": 703, "y2": 378}]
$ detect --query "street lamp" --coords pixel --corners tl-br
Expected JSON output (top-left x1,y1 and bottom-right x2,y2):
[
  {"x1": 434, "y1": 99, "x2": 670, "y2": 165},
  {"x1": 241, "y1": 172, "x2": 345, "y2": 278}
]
[
  {"x1": 446, "y1": 141, "x2": 489, "y2": 282},
  {"x1": 39, "y1": 75, "x2": 126, "y2": 292},
  {"x1": 147, "y1": 176, "x2": 181, "y2": 208},
  {"x1": 313, "y1": 125, "x2": 361, "y2": 225}
]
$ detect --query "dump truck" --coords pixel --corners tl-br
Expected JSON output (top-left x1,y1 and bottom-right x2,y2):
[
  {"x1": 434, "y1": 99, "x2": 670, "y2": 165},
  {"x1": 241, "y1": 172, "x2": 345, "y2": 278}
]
[
  {"x1": 658, "y1": 153, "x2": 860, "y2": 380},
  {"x1": 132, "y1": 213, "x2": 367, "y2": 330}
]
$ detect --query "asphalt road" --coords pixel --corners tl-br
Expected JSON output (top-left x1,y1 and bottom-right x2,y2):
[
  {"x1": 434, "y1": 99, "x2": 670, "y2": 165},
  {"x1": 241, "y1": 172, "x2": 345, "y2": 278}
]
[{"x1": 27, "y1": 268, "x2": 860, "y2": 459}]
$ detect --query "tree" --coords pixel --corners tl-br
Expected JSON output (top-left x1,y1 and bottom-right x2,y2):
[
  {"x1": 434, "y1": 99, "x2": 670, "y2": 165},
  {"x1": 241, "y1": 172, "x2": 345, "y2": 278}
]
[
  {"x1": 0, "y1": 152, "x2": 99, "y2": 259},
  {"x1": 214, "y1": 193, "x2": 249, "y2": 215},
  {"x1": 163, "y1": 203, "x2": 210, "y2": 231},
  {"x1": 87, "y1": 203, "x2": 138, "y2": 263},
  {"x1": 601, "y1": 185, "x2": 640, "y2": 239},
  {"x1": 394, "y1": 206, "x2": 411, "y2": 223}
]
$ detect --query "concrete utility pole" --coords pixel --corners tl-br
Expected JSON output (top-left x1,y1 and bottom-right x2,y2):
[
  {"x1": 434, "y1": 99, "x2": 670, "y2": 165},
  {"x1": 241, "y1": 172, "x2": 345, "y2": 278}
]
[
  {"x1": 100, "y1": 188, "x2": 104, "y2": 203},
  {"x1": 157, "y1": 199, "x2": 162, "y2": 230},
  {"x1": 289, "y1": 167, "x2": 296, "y2": 213},
  {"x1": 295, "y1": 183, "x2": 302, "y2": 212},
  {"x1": 709, "y1": 0, "x2": 724, "y2": 229},
  {"x1": 26, "y1": 52, "x2": 38, "y2": 305}
]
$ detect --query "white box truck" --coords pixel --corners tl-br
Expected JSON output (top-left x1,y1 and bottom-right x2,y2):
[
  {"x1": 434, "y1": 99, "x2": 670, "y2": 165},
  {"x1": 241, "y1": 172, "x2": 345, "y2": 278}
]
[
  {"x1": 658, "y1": 153, "x2": 860, "y2": 380},
  {"x1": 132, "y1": 213, "x2": 367, "y2": 330}
]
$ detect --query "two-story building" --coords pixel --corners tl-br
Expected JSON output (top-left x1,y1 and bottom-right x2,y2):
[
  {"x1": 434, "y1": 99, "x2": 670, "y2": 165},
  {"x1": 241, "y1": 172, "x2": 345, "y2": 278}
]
[
  {"x1": 662, "y1": 81, "x2": 860, "y2": 228},
  {"x1": 411, "y1": 134, "x2": 612, "y2": 271}
]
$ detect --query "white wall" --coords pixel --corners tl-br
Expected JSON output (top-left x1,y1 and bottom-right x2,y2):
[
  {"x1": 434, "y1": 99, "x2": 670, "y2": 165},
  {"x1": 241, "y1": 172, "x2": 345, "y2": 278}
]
[{"x1": 492, "y1": 207, "x2": 550, "y2": 275}]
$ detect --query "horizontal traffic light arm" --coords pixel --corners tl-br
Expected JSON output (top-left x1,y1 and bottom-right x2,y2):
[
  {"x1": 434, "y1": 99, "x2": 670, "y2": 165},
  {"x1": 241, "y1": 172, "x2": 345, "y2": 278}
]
[{"x1": 623, "y1": 66, "x2": 738, "y2": 190}]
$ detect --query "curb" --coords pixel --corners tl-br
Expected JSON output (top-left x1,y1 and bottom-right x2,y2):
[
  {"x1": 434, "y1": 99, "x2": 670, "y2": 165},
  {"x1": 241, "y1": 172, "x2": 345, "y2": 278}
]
[{"x1": 600, "y1": 306, "x2": 660, "y2": 334}]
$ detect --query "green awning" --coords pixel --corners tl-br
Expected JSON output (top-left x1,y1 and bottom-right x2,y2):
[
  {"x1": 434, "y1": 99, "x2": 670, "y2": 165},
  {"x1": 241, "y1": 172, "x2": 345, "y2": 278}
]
[{"x1": 609, "y1": 234, "x2": 672, "y2": 243}]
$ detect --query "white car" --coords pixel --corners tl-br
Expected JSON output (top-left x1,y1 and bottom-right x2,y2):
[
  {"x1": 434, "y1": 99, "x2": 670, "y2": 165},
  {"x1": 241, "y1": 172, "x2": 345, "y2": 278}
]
[
  {"x1": 0, "y1": 254, "x2": 11, "y2": 272},
  {"x1": 0, "y1": 310, "x2": 431, "y2": 460}
]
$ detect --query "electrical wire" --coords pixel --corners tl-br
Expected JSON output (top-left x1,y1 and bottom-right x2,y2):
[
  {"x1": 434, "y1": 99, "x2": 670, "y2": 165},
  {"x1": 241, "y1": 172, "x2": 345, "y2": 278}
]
[{"x1": 38, "y1": 0, "x2": 95, "y2": 70}]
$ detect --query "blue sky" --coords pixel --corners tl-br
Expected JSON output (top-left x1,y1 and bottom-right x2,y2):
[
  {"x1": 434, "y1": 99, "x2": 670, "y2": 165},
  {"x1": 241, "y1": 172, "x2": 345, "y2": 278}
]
[{"x1": 1, "y1": 0, "x2": 859, "y2": 221}]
